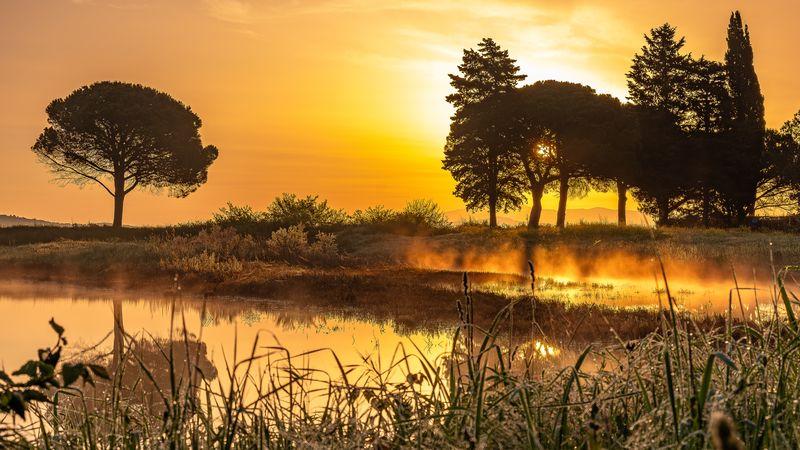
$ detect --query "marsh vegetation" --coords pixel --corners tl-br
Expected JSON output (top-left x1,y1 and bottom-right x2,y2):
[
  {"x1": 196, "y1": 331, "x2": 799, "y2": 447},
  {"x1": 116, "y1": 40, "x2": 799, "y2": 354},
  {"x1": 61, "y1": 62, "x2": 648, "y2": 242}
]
[{"x1": 2, "y1": 259, "x2": 800, "y2": 448}]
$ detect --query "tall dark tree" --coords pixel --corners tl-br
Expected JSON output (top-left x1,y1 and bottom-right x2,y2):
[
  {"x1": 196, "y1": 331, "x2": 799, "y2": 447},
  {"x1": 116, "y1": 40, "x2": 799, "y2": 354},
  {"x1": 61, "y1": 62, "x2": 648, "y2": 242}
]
[
  {"x1": 443, "y1": 38, "x2": 527, "y2": 227},
  {"x1": 506, "y1": 120, "x2": 559, "y2": 229},
  {"x1": 724, "y1": 10, "x2": 766, "y2": 223},
  {"x1": 32, "y1": 82, "x2": 219, "y2": 228},
  {"x1": 579, "y1": 104, "x2": 641, "y2": 226},
  {"x1": 626, "y1": 24, "x2": 695, "y2": 225},
  {"x1": 682, "y1": 57, "x2": 732, "y2": 226},
  {"x1": 627, "y1": 24, "x2": 693, "y2": 122},
  {"x1": 510, "y1": 81, "x2": 628, "y2": 228},
  {"x1": 629, "y1": 107, "x2": 690, "y2": 225}
]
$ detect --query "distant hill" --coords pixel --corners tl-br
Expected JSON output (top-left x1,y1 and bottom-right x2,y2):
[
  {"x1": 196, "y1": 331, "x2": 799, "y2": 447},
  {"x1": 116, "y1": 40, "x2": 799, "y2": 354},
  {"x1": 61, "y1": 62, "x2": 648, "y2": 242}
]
[
  {"x1": 0, "y1": 214, "x2": 69, "y2": 228},
  {"x1": 444, "y1": 207, "x2": 649, "y2": 226}
]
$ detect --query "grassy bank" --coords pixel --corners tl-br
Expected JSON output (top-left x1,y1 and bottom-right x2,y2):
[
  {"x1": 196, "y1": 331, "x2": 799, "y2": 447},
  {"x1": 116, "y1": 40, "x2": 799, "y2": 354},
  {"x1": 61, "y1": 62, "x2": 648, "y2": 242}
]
[{"x1": 4, "y1": 222, "x2": 799, "y2": 271}]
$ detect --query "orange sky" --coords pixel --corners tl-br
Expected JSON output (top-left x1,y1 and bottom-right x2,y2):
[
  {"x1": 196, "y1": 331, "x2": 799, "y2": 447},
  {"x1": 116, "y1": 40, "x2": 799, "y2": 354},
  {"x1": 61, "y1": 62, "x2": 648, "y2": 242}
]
[{"x1": 1, "y1": 0, "x2": 798, "y2": 225}]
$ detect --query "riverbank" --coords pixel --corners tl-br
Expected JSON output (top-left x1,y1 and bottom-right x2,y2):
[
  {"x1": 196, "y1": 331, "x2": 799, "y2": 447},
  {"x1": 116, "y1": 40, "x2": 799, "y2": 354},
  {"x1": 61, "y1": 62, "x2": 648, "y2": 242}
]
[{"x1": 2, "y1": 223, "x2": 790, "y2": 344}]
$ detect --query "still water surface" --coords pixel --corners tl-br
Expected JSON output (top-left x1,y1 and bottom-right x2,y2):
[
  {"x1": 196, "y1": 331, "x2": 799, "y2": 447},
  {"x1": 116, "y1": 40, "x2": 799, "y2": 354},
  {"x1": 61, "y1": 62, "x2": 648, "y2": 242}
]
[
  {"x1": 0, "y1": 284, "x2": 457, "y2": 390},
  {"x1": 0, "y1": 267, "x2": 775, "y2": 380}
]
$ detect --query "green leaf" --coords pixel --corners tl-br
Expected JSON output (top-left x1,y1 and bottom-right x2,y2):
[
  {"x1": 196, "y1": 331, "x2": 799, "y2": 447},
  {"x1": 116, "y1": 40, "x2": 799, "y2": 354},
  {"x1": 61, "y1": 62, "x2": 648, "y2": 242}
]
[
  {"x1": 7, "y1": 392, "x2": 26, "y2": 419},
  {"x1": 49, "y1": 318, "x2": 65, "y2": 336},
  {"x1": 13, "y1": 360, "x2": 39, "y2": 378},
  {"x1": 778, "y1": 277, "x2": 798, "y2": 332},
  {"x1": 61, "y1": 363, "x2": 83, "y2": 386},
  {"x1": 22, "y1": 389, "x2": 50, "y2": 403},
  {"x1": 88, "y1": 364, "x2": 110, "y2": 380},
  {"x1": 44, "y1": 347, "x2": 61, "y2": 366},
  {"x1": 711, "y1": 352, "x2": 737, "y2": 370}
]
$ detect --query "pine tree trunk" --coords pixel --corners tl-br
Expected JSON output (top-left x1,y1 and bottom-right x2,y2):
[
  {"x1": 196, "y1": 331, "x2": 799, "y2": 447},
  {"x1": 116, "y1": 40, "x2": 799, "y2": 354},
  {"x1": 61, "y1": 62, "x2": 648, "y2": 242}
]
[
  {"x1": 489, "y1": 201, "x2": 497, "y2": 228},
  {"x1": 702, "y1": 187, "x2": 710, "y2": 228},
  {"x1": 616, "y1": 180, "x2": 627, "y2": 226},
  {"x1": 528, "y1": 186, "x2": 545, "y2": 230},
  {"x1": 556, "y1": 176, "x2": 569, "y2": 229},
  {"x1": 657, "y1": 199, "x2": 670, "y2": 226},
  {"x1": 113, "y1": 195, "x2": 124, "y2": 228},
  {"x1": 113, "y1": 175, "x2": 125, "y2": 228}
]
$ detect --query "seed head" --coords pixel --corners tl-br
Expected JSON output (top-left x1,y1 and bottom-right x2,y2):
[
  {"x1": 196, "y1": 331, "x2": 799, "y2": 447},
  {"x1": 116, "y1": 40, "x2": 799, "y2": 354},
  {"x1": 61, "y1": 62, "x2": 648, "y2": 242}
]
[{"x1": 709, "y1": 411, "x2": 744, "y2": 450}]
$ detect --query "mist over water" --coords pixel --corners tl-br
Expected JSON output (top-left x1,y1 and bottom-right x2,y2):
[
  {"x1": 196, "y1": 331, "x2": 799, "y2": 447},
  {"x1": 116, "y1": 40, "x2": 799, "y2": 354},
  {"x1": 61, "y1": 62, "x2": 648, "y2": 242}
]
[{"x1": 402, "y1": 239, "x2": 777, "y2": 315}]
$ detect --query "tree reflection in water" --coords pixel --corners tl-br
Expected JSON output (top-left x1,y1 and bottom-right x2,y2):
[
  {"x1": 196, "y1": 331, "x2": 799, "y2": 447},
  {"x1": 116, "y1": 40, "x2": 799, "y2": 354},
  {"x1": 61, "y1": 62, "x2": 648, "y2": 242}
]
[{"x1": 57, "y1": 298, "x2": 217, "y2": 431}]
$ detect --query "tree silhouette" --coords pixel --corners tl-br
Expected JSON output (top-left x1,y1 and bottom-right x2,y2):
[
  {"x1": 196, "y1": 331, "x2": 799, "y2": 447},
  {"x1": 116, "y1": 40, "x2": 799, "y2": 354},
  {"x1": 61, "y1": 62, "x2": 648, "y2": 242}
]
[
  {"x1": 627, "y1": 24, "x2": 692, "y2": 123},
  {"x1": 443, "y1": 38, "x2": 527, "y2": 227},
  {"x1": 724, "y1": 11, "x2": 766, "y2": 223},
  {"x1": 510, "y1": 81, "x2": 628, "y2": 228},
  {"x1": 508, "y1": 121, "x2": 559, "y2": 228},
  {"x1": 629, "y1": 107, "x2": 690, "y2": 225},
  {"x1": 32, "y1": 81, "x2": 219, "y2": 228},
  {"x1": 626, "y1": 24, "x2": 695, "y2": 225},
  {"x1": 682, "y1": 57, "x2": 732, "y2": 226},
  {"x1": 579, "y1": 104, "x2": 640, "y2": 226},
  {"x1": 760, "y1": 112, "x2": 800, "y2": 212}
]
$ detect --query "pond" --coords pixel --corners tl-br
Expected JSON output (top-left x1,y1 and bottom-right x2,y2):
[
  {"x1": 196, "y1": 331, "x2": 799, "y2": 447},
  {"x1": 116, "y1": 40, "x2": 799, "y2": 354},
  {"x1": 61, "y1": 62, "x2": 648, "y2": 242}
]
[{"x1": 0, "y1": 262, "x2": 779, "y2": 388}]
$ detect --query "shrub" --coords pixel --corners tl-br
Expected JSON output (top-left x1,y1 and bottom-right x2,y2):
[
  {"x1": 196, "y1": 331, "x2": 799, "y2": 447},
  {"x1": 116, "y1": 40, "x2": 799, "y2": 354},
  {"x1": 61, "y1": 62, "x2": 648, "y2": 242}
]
[
  {"x1": 150, "y1": 225, "x2": 258, "y2": 277},
  {"x1": 308, "y1": 231, "x2": 340, "y2": 265},
  {"x1": 349, "y1": 205, "x2": 398, "y2": 225},
  {"x1": 397, "y1": 199, "x2": 450, "y2": 229},
  {"x1": 265, "y1": 225, "x2": 311, "y2": 263},
  {"x1": 265, "y1": 193, "x2": 347, "y2": 229},
  {"x1": 163, "y1": 251, "x2": 244, "y2": 279},
  {"x1": 212, "y1": 203, "x2": 265, "y2": 228},
  {"x1": 265, "y1": 225, "x2": 341, "y2": 266}
]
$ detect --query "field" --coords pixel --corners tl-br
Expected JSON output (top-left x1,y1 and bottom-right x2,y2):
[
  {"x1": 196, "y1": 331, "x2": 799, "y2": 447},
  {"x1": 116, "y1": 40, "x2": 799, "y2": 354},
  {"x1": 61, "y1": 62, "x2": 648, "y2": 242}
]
[{"x1": 1, "y1": 223, "x2": 800, "y2": 448}]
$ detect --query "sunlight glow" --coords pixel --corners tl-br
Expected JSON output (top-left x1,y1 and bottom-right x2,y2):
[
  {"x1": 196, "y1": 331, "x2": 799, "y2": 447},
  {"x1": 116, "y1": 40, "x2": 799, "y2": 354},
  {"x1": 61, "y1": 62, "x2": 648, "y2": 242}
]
[{"x1": 0, "y1": 1, "x2": 798, "y2": 224}]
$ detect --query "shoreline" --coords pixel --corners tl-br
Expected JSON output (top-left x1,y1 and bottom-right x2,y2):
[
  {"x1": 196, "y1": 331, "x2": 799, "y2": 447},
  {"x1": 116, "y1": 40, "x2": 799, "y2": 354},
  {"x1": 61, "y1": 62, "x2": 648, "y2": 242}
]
[{"x1": 0, "y1": 262, "x2": 722, "y2": 345}]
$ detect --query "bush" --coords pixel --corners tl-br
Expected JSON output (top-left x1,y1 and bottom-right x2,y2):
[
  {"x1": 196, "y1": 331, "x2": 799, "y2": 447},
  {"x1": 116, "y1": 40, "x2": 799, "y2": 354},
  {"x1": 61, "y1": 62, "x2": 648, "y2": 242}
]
[
  {"x1": 264, "y1": 225, "x2": 309, "y2": 263},
  {"x1": 345, "y1": 200, "x2": 450, "y2": 235},
  {"x1": 151, "y1": 224, "x2": 342, "y2": 274},
  {"x1": 397, "y1": 199, "x2": 450, "y2": 229},
  {"x1": 265, "y1": 225, "x2": 340, "y2": 266},
  {"x1": 349, "y1": 205, "x2": 398, "y2": 225},
  {"x1": 212, "y1": 203, "x2": 266, "y2": 227},
  {"x1": 265, "y1": 193, "x2": 347, "y2": 229},
  {"x1": 150, "y1": 226, "x2": 258, "y2": 278}
]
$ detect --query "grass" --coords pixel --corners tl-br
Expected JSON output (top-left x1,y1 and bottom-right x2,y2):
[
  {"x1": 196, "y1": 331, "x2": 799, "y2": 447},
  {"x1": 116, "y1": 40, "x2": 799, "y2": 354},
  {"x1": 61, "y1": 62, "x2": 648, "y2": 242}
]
[{"x1": 2, "y1": 264, "x2": 800, "y2": 448}]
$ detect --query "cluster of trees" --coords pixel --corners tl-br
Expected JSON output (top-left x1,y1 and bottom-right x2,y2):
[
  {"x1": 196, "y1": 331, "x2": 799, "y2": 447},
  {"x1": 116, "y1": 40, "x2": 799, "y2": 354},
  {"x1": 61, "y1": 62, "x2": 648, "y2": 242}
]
[{"x1": 444, "y1": 12, "x2": 800, "y2": 228}]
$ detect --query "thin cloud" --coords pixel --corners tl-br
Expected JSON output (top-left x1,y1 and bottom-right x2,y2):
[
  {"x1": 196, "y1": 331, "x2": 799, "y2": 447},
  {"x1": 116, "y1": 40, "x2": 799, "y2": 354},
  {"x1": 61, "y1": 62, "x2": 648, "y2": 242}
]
[{"x1": 202, "y1": 0, "x2": 254, "y2": 24}]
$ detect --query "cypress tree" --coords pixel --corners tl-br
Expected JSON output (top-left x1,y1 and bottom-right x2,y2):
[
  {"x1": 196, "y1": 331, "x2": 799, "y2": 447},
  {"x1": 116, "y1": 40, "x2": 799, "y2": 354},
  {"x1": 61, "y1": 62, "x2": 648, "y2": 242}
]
[{"x1": 724, "y1": 10, "x2": 766, "y2": 222}]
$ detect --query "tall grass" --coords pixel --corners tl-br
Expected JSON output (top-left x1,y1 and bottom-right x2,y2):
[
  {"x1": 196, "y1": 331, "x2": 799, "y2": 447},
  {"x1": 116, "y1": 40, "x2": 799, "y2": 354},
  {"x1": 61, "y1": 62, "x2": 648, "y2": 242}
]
[{"x1": 3, "y1": 261, "x2": 800, "y2": 448}]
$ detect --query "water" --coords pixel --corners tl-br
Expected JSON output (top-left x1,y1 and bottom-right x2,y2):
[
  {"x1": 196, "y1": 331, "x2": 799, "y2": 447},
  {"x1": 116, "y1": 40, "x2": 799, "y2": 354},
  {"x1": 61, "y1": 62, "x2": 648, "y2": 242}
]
[
  {"x1": 0, "y1": 282, "x2": 456, "y2": 387},
  {"x1": 0, "y1": 267, "x2": 777, "y2": 385},
  {"x1": 0, "y1": 264, "x2": 772, "y2": 370}
]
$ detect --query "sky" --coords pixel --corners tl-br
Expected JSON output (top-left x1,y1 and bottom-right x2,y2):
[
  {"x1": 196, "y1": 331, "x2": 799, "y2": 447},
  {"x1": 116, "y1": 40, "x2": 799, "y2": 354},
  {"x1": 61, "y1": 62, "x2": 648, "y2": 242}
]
[{"x1": 1, "y1": 0, "x2": 799, "y2": 225}]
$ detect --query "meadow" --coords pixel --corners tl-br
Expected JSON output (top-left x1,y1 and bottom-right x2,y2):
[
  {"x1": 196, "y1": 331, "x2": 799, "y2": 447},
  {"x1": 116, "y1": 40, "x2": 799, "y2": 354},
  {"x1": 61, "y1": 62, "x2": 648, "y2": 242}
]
[{"x1": 2, "y1": 205, "x2": 800, "y2": 448}]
